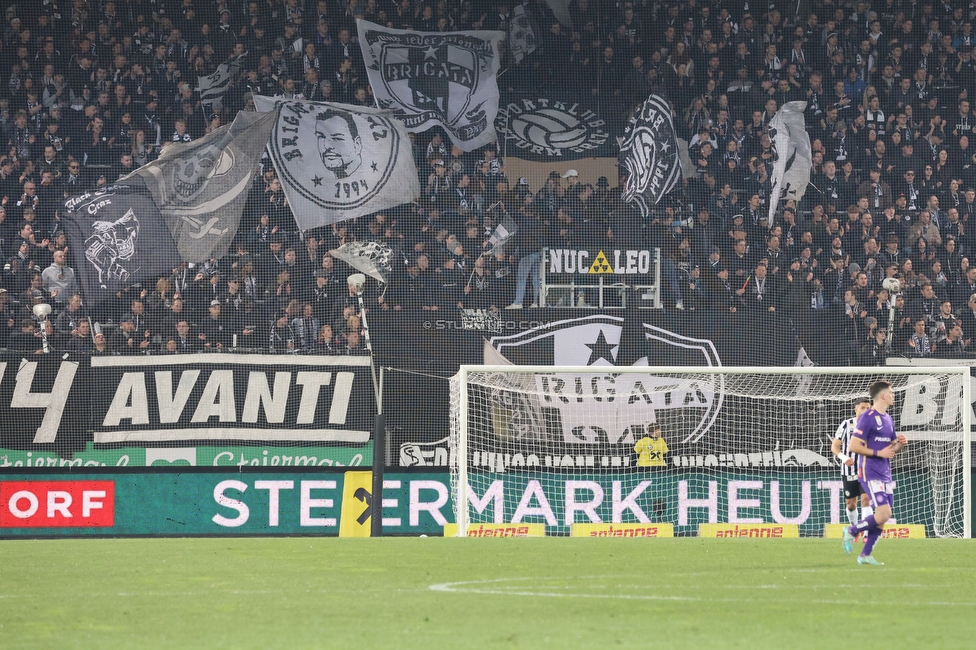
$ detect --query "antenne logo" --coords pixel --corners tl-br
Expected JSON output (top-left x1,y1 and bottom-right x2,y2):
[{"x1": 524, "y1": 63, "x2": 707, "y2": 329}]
[
  {"x1": 488, "y1": 315, "x2": 723, "y2": 444},
  {"x1": 496, "y1": 98, "x2": 609, "y2": 157}
]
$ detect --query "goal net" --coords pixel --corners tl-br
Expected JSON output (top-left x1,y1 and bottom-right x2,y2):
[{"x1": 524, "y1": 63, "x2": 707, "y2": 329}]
[{"x1": 449, "y1": 366, "x2": 972, "y2": 538}]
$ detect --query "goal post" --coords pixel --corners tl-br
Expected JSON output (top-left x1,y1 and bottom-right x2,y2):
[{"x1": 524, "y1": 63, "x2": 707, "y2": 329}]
[{"x1": 449, "y1": 366, "x2": 972, "y2": 538}]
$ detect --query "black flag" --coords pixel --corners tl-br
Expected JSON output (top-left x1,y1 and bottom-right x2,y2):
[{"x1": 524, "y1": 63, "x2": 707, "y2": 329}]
[{"x1": 62, "y1": 182, "x2": 181, "y2": 307}]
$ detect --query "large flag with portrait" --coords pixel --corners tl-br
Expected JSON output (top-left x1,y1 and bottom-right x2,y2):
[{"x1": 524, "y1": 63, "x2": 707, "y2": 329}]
[
  {"x1": 767, "y1": 101, "x2": 812, "y2": 225},
  {"x1": 62, "y1": 184, "x2": 182, "y2": 307},
  {"x1": 120, "y1": 110, "x2": 276, "y2": 262},
  {"x1": 254, "y1": 97, "x2": 420, "y2": 231},
  {"x1": 357, "y1": 20, "x2": 505, "y2": 151},
  {"x1": 618, "y1": 93, "x2": 681, "y2": 205}
]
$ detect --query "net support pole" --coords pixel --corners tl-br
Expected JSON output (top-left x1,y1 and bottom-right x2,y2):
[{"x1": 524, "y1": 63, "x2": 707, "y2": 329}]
[
  {"x1": 963, "y1": 367, "x2": 972, "y2": 539},
  {"x1": 371, "y1": 411, "x2": 385, "y2": 538},
  {"x1": 457, "y1": 366, "x2": 469, "y2": 537}
]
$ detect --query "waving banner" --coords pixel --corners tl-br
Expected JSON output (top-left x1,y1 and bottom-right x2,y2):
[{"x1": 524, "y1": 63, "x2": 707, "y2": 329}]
[
  {"x1": 619, "y1": 93, "x2": 681, "y2": 205},
  {"x1": 330, "y1": 240, "x2": 396, "y2": 284},
  {"x1": 121, "y1": 110, "x2": 276, "y2": 262},
  {"x1": 62, "y1": 185, "x2": 181, "y2": 306},
  {"x1": 198, "y1": 53, "x2": 247, "y2": 111},
  {"x1": 768, "y1": 101, "x2": 812, "y2": 225},
  {"x1": 357, "y1": 20, "x2": 505, "y2": 151},
  {"x1": 254, "y1": 97, "x2": 419, "y2": 230}
]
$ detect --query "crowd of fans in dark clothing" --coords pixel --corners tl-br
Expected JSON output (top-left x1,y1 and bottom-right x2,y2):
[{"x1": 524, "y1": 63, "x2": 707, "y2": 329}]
[{"x1": 2, "y1": 0, "x2": 976, "y2": 364}]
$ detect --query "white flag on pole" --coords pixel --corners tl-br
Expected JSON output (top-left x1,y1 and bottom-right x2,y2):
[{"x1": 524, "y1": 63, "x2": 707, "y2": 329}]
[
  {"x1": 357, "y1": 20, "x2": 505, "y2": 151},
  {"x1": 254, "y1": 97, "x2": 420, "y2": 231},
  {"x1": 768, "y1": 101, "x2": 812, "y2": 225}
]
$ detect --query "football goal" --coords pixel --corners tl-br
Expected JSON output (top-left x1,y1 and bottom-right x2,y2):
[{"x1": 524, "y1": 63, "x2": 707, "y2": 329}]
[{"x1": 449, "y1": 366, "x2": 972, "y2": 538}]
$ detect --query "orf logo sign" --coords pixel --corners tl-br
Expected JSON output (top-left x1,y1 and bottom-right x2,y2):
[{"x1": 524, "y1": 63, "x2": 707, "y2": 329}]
[{"x1": 0, "y1": 481, "x2": 115, "y2": 528}]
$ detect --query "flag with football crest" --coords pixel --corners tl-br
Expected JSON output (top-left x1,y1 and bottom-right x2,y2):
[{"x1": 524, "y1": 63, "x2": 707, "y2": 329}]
[
  {"x1": 618, "y1": 94, "x2": 682, "y2": 210},
  {"x1": 254, "y1": 97, "x2": 419, "y2": 231},
  {"x1": 357, "y1": 20, "x2": 505, "y2": 151}
]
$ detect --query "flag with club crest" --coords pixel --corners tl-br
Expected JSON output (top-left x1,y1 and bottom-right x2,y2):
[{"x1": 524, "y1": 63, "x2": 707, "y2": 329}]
[
  {"x1": 254, "y1": 96, "x2": 419, "y2": 231},
  {"x1": 357, "y1": 20, "x2": 505, "y2": 151},
  {"x1": 619, "y1": 94, "x2": 681, "y2": 207}
]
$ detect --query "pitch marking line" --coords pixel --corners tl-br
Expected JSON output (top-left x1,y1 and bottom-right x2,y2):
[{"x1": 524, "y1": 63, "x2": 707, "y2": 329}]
[{"x1": 429, "y1": 577, "x2": 976, "y2": 607}]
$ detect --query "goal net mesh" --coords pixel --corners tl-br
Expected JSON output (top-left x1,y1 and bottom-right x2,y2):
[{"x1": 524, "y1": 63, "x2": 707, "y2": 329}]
[{"x1": 450, "y1": 368, "x2": 968, "y2": 538}]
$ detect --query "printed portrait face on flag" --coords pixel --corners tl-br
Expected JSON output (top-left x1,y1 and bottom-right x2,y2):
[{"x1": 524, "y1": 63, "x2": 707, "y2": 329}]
[
  {"x1": 358, "y1": 20, "x2": 505, "y2": 151},
  {"x1": 255, "y1": 97, "x2": 419, "y2": 231}
]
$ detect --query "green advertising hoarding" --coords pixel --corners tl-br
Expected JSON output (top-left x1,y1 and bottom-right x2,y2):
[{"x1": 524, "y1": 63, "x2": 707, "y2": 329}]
[
  {"x1": 0, "y1": 471, "x2": 448, "y2": 536},
  {"x1": 0, "y1": 444, "x2": 371, "y2": 469},
  {"x1": 0, "y1": 470, "x2": 946, "y2": 537}
]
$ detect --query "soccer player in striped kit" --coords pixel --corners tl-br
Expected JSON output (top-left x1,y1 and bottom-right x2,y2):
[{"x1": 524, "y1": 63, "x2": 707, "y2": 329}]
[
  {"x1": 842, "y1": 380, "x2": 909, "y2": 565},
  {"x1": 831, "y1": 397, "x2": 874, "y2": 528}
]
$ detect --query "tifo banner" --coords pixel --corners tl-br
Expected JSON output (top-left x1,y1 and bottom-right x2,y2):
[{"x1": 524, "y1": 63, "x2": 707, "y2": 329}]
[
  {"x1": 121, "y1": 110, "x2": 276, "y2": 262},
  {"x1": 495, "y1": 94, "x2": 613, "y2": 160},
  {"x1": 357, "y1": 20, "x2": 505, "y2": 151},
  {"x1": 0, "y1": 471, "x2": 449, "y2": 536},
  {"x1": 62, "y1": 186, "x2": 182, "y2": 306},
  {"x1": 88, "y1": 354, "x2": 375, "y2": 445},
  {"x1": 254, "y1": 97, "x2": 419, "y2": 230},
  {"x1": 619, "y1": 93, "x2": 681, "y2": 205},
  {"x1": 0, "y1": 352, "x2": 376, "y2": 463}
]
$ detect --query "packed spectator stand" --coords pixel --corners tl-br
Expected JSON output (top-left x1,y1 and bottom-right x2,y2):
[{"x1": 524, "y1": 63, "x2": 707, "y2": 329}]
[{"x1": 0, "y1": 0, "x2": 975, "y2": 365}]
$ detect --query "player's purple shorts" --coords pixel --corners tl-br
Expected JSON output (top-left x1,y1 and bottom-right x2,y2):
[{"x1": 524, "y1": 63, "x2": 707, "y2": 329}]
[{"x1": 863, "y1": 479, "x2": 895, "y2": 509}]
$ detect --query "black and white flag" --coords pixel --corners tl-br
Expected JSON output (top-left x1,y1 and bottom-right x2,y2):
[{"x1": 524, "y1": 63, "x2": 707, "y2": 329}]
[
  {"x1": 768, "y1": 101, "x2": 812, "y2": 224},
  {"x1": 509, "y1": 4, "x2": 537, "y2": 63},
  {"x1": 619, "y1": 94, "x2": 681, "y2": 205},
  {"x1": 198, "y1": 54, "x2": 247, "y2": 110},
  {"x1": 62, "y1": 186, "x2": 181, "y2": 306},
  {"x1": 487, "y1": 215, "x2": 518, "y2": 254},
  {"x1": 357, "y1": 20, "x2": 505, "y2": 151},
  {"x1": 122, "y1": 110, "x2": 276, "y2": 262},
  {"x1": 254, "y1": 97, "x2": 419, "y2": 230},
  {"x1": 330, "y1": 240, "x2": 395, "y2": 284}
]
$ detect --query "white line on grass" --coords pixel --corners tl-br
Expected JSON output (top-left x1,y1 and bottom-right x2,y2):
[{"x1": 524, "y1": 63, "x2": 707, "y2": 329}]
[{"x1": 429, "y1": 577, "x2": 976, "y2": 607}]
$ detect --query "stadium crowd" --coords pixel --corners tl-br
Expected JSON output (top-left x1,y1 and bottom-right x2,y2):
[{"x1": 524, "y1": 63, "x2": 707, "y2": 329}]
[{"x1": 0, "y1": 0, "x2": 976, "y2": 364}]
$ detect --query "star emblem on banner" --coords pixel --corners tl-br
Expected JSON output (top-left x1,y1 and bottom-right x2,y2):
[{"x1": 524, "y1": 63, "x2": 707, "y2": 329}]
[
  {"x1": 312, "y1": 176, "x2": 323, "y2": 186},
  {"x1": 371, "y1": 161, "x2": 378, "y2": 172},
  {"x1": 585, "y1": 330, "x2": 618, "y2": 365}
]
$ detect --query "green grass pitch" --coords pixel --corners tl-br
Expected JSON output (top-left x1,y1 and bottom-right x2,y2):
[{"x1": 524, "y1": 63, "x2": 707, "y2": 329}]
[{"x1": 1, "y1": 538, "x2": 974, "y2": 649}]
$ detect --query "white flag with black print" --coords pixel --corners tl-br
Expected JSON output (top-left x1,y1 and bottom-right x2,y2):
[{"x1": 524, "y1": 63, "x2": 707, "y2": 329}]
[
  {"x1": 767, "y1": 101, "x2": 812, "y2": 225},
  {"x1": 254, "y1": 97, "x2": 420, "y2": 231},
  {"x1": 487, "y1": 215, "x2": 518, "y2": 254},
  {"x1": 619, "y1": 93, "x2": 681, "y2": 205},
  {"x1": 357, "y1": 20, "x2": 505, "y2": 151},
  {"x1": 198, "y1": 53, "x2": 247, "y2": 110},
  {"x1": 509, "y1": 4, "x2": 537, "y2": 63},
  {"x1": 330, "y1": 240, "x2": 395, "y2": 284}
]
